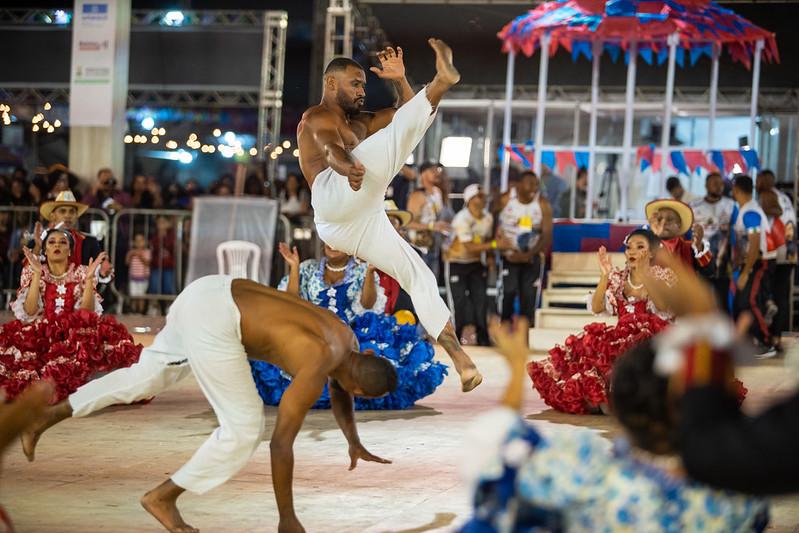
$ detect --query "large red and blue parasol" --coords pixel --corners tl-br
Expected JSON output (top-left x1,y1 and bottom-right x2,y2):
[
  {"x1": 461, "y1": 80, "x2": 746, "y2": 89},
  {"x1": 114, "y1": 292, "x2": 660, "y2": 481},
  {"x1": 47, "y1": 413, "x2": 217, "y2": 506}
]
[{"x1": 498, "y1": 0, "x2": 778, "y2": 69}]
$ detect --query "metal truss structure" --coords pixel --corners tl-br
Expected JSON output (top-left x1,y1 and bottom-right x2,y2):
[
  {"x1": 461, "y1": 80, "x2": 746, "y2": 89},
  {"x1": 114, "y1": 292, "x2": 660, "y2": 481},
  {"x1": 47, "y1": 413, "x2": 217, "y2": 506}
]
[
  {"x1": 324, "y1": 0, "x2": 354, "y2": 68},
  {"x1": 258, "y1": 11, "x2": 288, "y2": 176}
]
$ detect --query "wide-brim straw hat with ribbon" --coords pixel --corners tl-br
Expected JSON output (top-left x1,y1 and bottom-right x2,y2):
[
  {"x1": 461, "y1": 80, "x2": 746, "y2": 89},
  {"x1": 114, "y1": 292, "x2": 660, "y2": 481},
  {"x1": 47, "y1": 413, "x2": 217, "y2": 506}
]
[
  {"x1": 645, "y1": 198, "x2": 694, "y2": 236},
  {"x1": 384, "y1": 200, "x2": 412, "y2": 227},
  {"x1": 40, "y1": 190, "x2": 89, "y2": 221}
]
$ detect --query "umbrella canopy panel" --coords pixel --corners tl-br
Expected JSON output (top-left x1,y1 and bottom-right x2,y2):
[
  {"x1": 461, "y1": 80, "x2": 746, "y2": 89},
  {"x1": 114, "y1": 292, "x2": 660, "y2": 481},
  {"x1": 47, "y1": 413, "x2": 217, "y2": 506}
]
[{"x1": 499, "y1": 0, "x2": 778, "y2": 69}]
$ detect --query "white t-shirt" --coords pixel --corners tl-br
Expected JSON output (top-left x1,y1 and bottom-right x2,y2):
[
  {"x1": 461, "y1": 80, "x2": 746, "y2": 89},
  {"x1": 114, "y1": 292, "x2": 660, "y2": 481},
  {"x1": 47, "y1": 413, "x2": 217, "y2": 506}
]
[
  {"x1": 499, "y1": 194, "x2": 543, "y2": 256},
  {"x1": 448, "y1": 208, "x2": 494, "y2": 264},
  {"x1": 690, "y1": 196, "x2": 735, "y2": 257},
  {"x1": 774, "y1": 187, "x2": 796, "y2": 228},
  {"x1": 733, "y1": 199, "x2": 773, "y2": 261}
]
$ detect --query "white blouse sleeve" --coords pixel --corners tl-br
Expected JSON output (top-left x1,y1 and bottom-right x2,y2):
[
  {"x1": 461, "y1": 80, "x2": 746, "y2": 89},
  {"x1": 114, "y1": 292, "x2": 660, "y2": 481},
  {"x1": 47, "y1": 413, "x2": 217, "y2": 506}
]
[
  {"x1": 350, "y1": 269, "x2": 387, "y2": 316},
  {"x1": 10, "y1": 266, "x2": 42, "y2": 322}
]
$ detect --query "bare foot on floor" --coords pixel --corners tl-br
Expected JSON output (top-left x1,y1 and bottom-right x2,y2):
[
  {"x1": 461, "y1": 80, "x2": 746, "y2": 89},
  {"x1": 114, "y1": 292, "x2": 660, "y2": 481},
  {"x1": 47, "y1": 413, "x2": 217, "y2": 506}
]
[
  {"x1": 141, "y1": 491, "x2": 199, "y2": 533},
  {"x1": 460, "y1": 367, "x2": 483, "y2": 392},
  {"x1": 428, "y1": 38, "x2": 460, "y2": 86}
]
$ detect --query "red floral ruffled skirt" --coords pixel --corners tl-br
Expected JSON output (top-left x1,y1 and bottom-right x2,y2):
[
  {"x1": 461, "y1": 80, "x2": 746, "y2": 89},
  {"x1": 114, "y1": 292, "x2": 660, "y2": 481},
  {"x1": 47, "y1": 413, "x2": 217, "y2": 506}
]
[
  {"x1": 528, "y1": 312, "x2": 672, "y2": 414},
  {"x1": 0, "y1": 309, "x2": 142, "y2": 402}
]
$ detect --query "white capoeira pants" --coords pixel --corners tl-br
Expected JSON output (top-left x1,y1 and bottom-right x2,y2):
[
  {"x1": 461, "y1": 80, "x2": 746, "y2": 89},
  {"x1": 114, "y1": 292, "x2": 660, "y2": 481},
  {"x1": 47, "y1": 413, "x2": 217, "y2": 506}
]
[
  {"x1": 69, "y1": 275, "x2": 266, "y2": 494},
  {"x1": 311, "y1": 88, "x2": 451, "y2": 338}
]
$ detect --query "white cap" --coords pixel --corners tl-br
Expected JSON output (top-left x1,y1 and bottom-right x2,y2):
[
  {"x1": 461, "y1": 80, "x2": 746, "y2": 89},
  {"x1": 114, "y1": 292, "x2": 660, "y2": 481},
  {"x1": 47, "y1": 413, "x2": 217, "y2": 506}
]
[{"x1": 463, "y1": 183, "x2": 483, "y2": 206}]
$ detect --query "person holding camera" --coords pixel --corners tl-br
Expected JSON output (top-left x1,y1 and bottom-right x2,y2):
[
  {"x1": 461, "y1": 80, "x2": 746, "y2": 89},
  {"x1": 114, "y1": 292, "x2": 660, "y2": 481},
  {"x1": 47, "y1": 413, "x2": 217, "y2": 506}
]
[
  {"x1": 82, "y1": 168, "x2": 132, "y2": 217},
  {"x1": 497, "y1": 170, "x2": 552, "y2": 324}
]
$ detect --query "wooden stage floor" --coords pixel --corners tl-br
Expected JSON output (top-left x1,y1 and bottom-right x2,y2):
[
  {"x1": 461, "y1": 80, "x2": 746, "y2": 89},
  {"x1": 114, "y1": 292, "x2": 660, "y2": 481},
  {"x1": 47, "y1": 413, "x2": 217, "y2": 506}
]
[{"x1": 4, "y1": 331, "x2": 799, "y2": 532}]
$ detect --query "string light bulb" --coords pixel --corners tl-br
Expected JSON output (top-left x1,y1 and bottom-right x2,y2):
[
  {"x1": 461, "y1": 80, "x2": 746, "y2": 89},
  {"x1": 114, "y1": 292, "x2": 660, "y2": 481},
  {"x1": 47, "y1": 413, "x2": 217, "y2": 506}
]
[
  {"x1": 249, "y1": 148, "x2": 257, "y2": 156},
  {"x1": 47, "y1": 126, "x2": 55, "y2": 133},
  {"x1": 124, "y1": 135, "x2": 133, "y2": 143},
  {"x1": 213, "y1": 128, "x2": 221, "y2": 137},
  {"x1": 43, "y1": 102, "x2": 52, "y2": 110},
  {"x1": 293, "y1": 149, "x2": 300, "y2": 157},
  {"x1": 53, "y1": 119, "x2": 61, "y2": 128},
  {"x1": 282, "y1": 140, "x2": 291, "y2": 149},
  {"x1": 151, "y1": 136, "x2": 159, "y2": 143}
]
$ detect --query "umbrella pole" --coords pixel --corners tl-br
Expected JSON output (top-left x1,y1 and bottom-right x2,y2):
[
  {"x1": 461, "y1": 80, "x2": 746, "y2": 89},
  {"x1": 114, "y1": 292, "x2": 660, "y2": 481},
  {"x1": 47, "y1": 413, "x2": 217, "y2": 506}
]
[
  {"x1": 620, "y1": 40, "x2": 638, "y2": 220},
  {"x1": 500, "y1": 49, "x2": 516, "y2": 192},
  {"x1": 534, "y1": 33, "x2": 551, "y2": 177},
  {"x1": 660, "y1": 33, "x2": 678, "y2": 196},
  {"x1": 708, "y1": 43, "x2": 719, "y2": 151},
  {"x1": 749, "y1": 39, "x2": 764, "y2": 152},
  {"x1": 587, "y1": 40, "x2": 601, "y2": 220}
]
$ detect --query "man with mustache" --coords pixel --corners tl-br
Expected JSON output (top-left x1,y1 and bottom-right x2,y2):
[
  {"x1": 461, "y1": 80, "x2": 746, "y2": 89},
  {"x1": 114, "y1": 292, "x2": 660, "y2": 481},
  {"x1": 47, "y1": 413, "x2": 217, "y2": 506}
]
[{"x1": 296, "y1": 39, "x2": 482, "y2": 392}]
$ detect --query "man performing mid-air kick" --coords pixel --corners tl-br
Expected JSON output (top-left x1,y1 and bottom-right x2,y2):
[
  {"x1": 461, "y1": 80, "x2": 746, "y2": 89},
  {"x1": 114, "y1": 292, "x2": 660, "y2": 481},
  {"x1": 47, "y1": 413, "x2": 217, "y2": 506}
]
[
  {"x1": 22, "y1": 275, "x2": 396, "y2": 533},
  {"x1": 297, "y1": 38, "x2": 482, "y2": 391}
]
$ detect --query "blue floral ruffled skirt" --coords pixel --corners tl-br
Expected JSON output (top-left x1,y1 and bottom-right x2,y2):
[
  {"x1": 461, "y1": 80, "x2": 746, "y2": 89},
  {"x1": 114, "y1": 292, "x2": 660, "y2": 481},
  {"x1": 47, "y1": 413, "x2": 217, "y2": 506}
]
[{"x1": 249, "y1": 312, "x2": 448, "y2": 409}]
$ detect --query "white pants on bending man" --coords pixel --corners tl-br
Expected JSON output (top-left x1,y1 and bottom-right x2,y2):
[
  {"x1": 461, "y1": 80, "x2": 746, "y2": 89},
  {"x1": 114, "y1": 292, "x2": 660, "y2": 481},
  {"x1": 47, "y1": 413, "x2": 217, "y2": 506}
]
[{"x1": 69, "y1": 275, "x2": 265, "y2": 493}]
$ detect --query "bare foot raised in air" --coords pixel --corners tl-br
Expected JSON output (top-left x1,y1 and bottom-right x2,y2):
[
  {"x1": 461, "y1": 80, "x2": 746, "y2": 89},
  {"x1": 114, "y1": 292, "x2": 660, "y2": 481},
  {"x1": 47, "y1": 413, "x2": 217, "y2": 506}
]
[
  {"x1": 141, "y1": 483, "x2": 198, "y2": 533},
  {"x1": 428, "y1": 38, "x2": 460, "y2": 86}
]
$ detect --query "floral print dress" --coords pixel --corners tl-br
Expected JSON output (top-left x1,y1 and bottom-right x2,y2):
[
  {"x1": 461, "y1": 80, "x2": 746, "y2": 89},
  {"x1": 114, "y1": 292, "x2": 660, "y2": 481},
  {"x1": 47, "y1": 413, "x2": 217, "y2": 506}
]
[
  {"x1": 528, "y1": 266, "x2": 676, "y2": 414},
  {"x1": 0, "y1": 264, "x2": 142, "y2": 402}
]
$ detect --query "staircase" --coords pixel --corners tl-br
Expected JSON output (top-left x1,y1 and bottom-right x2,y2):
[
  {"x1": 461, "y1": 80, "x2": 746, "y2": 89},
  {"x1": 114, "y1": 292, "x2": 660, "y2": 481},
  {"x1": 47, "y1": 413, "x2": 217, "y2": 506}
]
[{"x1": 530, "y1": 252, "x2": 624, "y2": 353}]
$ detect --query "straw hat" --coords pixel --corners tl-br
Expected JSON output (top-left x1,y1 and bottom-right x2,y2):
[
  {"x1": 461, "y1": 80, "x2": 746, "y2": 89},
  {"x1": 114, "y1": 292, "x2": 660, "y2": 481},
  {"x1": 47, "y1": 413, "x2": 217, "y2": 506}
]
[
  {"x1": 645, "y1": 198, "x2": 694, "y2": 236},
  {"x1": 384, "y1": 200, "x2": 412, "y2": 227},
  {"x1": 40, "y1": 190, "x2": 89, "y2": 221}
]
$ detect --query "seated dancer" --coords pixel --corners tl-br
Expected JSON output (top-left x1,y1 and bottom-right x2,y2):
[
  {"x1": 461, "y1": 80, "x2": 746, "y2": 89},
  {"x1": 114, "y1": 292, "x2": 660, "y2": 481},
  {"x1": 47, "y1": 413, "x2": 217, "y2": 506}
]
[
  {"x1": 251, "y1": 243, "x2": 445, "y2": 410},
  {"x1": 0, "y1": 227, "x2": 139, "y2": 402},
  {"x1": 528, "y1": 230, "x2": 676, "y2": 414},
  {"x1": 22, "y1": 275, "x2": 397, "y2": 533},
  {"x1": 34, "y1": 190, "x2": 114, "y2": 284},
  {"x1": 461, "y1": 317, "x2": 768, "y2": 532},
  {"x1": 646, "y1": 198, "x2": 715, "y2": 277},
  {"x1": 297, "y1": 39, "x2": 482, "y2": 391}
]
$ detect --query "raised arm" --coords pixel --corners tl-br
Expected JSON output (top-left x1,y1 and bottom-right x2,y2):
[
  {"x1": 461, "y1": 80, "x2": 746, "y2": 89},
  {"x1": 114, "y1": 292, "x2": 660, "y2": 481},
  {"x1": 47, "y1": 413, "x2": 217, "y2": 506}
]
[
  {"x1": 20, "y1": 248, "x2": 43, "y2": 318},
  {"x1": 367, "y1": 46, "x2": 414, "y2": 134},
  {"x1": 359, "y1": 264, "x2": 378, "y2": 309},
  {"x1": 591, "y1": 247, "x2": 613, "y2": 314}
]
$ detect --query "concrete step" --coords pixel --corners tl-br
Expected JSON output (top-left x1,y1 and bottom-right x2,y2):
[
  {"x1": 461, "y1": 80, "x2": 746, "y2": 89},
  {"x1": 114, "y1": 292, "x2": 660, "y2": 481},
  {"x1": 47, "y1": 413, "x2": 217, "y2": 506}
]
[
  {"x1": 535, "y1": 307, "x2": 618, "y2": 330},
  {"x1": 551, "y1": 251, "x2": 625, "y2": 272},
  {"x1": 547, "y1": 270, "x2": 601, "y2": 288},
  {"x1": 541, "y1": 287, "x2": 593, "y2": 308}
]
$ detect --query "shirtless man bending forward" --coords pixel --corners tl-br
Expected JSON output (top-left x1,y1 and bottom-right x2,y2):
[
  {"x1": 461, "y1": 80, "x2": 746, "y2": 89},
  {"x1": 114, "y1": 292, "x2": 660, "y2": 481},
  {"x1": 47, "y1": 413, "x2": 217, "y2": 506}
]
[
  {"x1": 297, "y1": 38, "x2": 483, "y2": 392},
  {"x1": 22, "y1": 275, "x2": 397, "y2": 533}
]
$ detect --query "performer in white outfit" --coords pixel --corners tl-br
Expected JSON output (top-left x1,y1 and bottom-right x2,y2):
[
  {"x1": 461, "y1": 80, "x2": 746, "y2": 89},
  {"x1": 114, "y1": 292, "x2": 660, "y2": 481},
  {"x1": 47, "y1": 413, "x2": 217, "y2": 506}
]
[
  {"x1": 297, "y1": 38, "x2": 482, "y2": 391},
  {"x1": 22, "y1": 275, "x2": 396, "y2": 533}
]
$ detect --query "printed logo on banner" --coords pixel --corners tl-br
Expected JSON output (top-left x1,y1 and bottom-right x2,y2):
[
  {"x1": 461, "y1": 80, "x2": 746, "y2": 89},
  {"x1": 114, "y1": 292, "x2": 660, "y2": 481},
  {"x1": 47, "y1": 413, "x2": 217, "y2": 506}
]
[{"x1": 81, "y1": 3, "x2": 108, "y2": 21}]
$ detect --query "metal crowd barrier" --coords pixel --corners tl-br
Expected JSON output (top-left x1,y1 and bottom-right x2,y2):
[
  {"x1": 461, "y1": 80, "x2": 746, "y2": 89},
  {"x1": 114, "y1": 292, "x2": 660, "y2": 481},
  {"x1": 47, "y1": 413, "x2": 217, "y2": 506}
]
[
  {"x1": 1, "y1": 203, "x2": 324, "y2": 313},
  {"x1": 0, "y1": 206, "x2": 110, "y2": 305}
]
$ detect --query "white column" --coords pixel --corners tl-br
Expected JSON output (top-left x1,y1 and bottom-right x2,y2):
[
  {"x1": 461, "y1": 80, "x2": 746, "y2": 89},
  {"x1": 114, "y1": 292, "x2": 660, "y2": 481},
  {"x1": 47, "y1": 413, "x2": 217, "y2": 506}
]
[
  {"x1": 533, "y1": 33, "x2": 551, "y2": 176},
  {"x1": 620, "y1": 41, "x2": 638, "y2": 220},
  {"x1": 500, "y1": 50, "x2": 516, "y2": 192},
  {"x1": 586, "y1": 40, "x2": 601, "y2": 219},
  {"x1": 708, "y1": 43, "x2": 720, "y2": 149},
  {"x1": 660, "y1": 33, "x2": 678, "y2": 195},
  {"x1": 749, "y1": 39, "x2": 764, "y2": 149},
  {"x1": 68, "y1": 0, "x2": 131, "y2": 185},
  {"x1": 483, "y1": 104, "x2": 495, "y2": 192}
]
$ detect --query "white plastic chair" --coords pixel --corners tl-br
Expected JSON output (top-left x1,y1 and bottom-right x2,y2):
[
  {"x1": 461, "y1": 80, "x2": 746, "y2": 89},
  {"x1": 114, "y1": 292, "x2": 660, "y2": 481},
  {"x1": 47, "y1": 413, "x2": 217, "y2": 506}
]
[{"x1": 216, "y1": 240, "x2": 262, "y2": 282}]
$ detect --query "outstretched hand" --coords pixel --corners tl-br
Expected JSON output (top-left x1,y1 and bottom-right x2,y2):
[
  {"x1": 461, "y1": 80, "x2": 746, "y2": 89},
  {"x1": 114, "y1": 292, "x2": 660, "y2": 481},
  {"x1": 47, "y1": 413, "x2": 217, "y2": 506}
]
[
  {"x1": 369, "y1": 47, "x2": 405, "y2": 81},
  {"x1": 278, "y1": 242, "x2": 300, "y2": 269},
  {"x1": 87, "y1": 251, "x2": 109, "y2": 279},
  {"x1": 488, "y1": 315, "x2": 530, "y2": 366},
  {"x1": 597, "y1": 245, "x2": 613, "y2": 277},
  {"x1": 22, "y1": 247, "x2": 43, "y2": 275},
  {"x1": 348, "y1": 442, "x2": 391, "y2": 471}
]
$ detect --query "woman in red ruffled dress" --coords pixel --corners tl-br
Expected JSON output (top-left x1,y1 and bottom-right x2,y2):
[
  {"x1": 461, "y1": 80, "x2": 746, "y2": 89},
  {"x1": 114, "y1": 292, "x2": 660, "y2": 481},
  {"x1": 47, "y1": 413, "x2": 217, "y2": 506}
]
[
  {"x1": 528, "y1": 229, "x2": 678, "y2": 414},
  {"x1": 0, "y1": 227, "x2": 142, "y2": 402}
]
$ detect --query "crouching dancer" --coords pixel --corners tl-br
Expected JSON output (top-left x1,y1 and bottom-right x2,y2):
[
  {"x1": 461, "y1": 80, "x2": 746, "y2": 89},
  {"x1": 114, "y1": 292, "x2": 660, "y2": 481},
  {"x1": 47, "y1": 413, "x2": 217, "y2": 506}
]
[{"x1": 22, "y1": 275, "x2": 397, "y2": 533}]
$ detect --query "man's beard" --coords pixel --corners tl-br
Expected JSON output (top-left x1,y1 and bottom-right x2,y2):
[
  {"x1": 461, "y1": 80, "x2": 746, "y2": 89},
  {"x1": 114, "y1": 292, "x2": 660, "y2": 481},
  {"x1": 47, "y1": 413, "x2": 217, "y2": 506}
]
[{"x1": 337, "y1": 94, "x2": 363, "y2": 115}]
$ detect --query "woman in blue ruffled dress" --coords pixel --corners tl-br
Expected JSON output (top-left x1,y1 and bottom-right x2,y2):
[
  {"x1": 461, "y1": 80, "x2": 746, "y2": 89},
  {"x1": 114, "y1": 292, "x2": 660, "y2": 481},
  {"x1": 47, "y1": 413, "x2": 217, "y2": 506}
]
[
  {"x1": 460, "y1": 318, "x2": 768, "y2": 533},
  {"x1": 249, "y1": 242, "x2": 447, "y2": 410}
]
